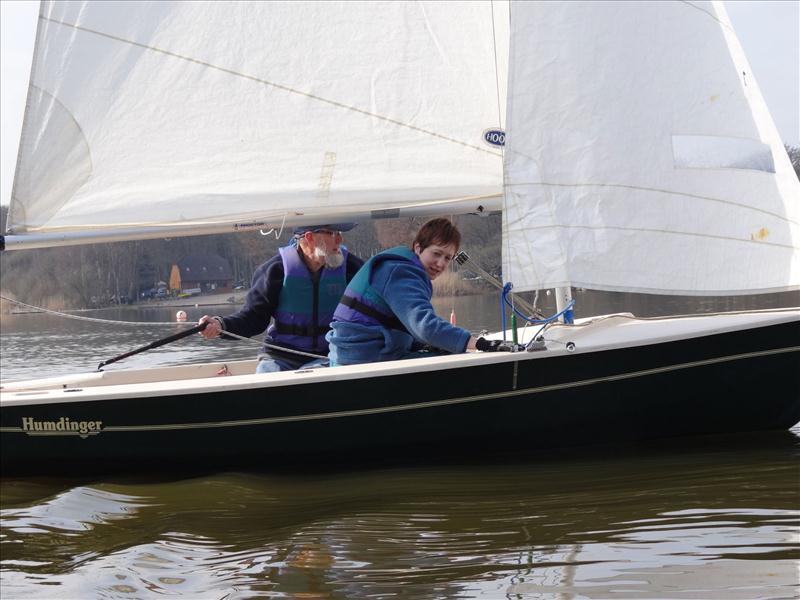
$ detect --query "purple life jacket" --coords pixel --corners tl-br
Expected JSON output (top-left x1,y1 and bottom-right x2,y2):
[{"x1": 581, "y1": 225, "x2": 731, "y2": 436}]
[{"x1": 267, "y1": 245, "x2": 348, "y2": 352}]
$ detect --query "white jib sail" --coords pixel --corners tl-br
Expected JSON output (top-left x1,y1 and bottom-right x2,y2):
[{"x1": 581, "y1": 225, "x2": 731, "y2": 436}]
[
  {"x1": 7, "y1": 1, "x2": 509, "y2": 243},
  {"x1": 503, "y1": 1, "x2": 800, "y2": 296}
]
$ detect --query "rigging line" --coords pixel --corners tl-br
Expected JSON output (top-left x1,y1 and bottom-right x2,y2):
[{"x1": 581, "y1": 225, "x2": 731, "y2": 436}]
[
  {"x1": 0, "y1": 295, "x2": 325, "y2": 357},
  {"x1": 551, "y1": 306, "x2": 800, "y2": 328},
  {"x1": 489, "y1": 0, "x2": 504, "y2": 130},
  {"x1": 216, "y1": 328, "x2": 324, "y2": 359},
  {"x1": 504, "y1": 181, "x2": 800, "y2": 226},
  {"x1": 490, "y1": 0, "x2": 516, "y2": 299},
  {"x1": 260, "y1": 212, "x2": 287, "y2": 239},
  {"x1": 40, "y1": 15, "x2": 501, "y2": 158},
  {"x1": 677, "y1": 0, "x2": 736, "y2": 32},
  {"x1": 0, "y1": 294, "x2": 185, "y2": 326},
  {"x1": 503, "y1": 222, "x2": 798, "y2": 251},
  {"x1": 0, "y1": 294, "x2": 282, "y2": 351},
  {"x1": 495, "y1": 2, "x2": 558, "y2": 290}
]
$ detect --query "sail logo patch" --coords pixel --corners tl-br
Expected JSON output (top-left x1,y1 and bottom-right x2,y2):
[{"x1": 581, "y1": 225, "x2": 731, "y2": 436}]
[{"x1": 482, "y1": 128, "x2": 505, "y2": 147}]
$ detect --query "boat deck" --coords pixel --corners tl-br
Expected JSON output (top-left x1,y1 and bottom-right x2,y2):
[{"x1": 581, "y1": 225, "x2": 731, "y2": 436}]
[{"x1": 1, "y1": 309, "x2": 797, "y2": 404}]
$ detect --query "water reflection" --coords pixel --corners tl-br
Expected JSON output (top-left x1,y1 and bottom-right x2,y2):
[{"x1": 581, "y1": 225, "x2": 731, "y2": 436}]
[
  {"x1": 2, "y1": 486, "x2": 147, "y2": 533},
  {"x1": 2, "y1": 431, "x2": 798, "y2": 598},
  {"x1": 0, "y1": 306, "x2": 260, "y2": 381}
]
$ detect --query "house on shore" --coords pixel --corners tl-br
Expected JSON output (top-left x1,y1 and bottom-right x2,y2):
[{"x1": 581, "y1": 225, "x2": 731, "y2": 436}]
[{"x1": 169, "y1": 255, "x2": 234, "y2": 294}]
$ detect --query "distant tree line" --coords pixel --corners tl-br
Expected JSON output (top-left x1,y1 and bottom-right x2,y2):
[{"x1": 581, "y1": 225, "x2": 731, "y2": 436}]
[{"x1": 0, "y1": 206, "x2": 502, "y2": 310}]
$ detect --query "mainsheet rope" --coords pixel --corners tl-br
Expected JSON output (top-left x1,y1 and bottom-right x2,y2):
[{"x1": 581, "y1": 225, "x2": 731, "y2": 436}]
[
  {"x1": 0, "y1": 293, "x2": 325, "y2": 360},
  {"x1": 1, "y1": 294, "x2": 181, "y2": 326}
]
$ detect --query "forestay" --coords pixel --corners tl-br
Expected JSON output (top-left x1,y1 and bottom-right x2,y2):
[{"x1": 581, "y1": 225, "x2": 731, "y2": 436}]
[
  {"x1": 503, "y1": 1, "x2": 800, "y2": 296},
  {"x1": 7, "y1": 1, "x2": 508, "y2": 245}
]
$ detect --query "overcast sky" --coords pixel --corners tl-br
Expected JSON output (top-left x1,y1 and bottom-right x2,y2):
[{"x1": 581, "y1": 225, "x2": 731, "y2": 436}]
[{"x1": 1, "y1": 1, "x2": 798, "y2": 206}]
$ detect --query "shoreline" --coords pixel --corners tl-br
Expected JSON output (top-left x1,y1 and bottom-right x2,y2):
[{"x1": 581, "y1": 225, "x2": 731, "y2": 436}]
[
  {"x1": 3, "y1": 292, "x2": 248, "y2": 316},
  {"x1": 4, "y1": 283, "x2": 490, "y2": 315}
]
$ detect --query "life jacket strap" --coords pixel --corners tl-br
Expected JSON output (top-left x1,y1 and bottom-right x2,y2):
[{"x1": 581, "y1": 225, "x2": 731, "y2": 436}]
[
  {"x1": 272, "y1": 321, "x2": 330, "y2": 338},
  {"x1": 339, "y1": 295, "x2": 407, "y2": 332}
]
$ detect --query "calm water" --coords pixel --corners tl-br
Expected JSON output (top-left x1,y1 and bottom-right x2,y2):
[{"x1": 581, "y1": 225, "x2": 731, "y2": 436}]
[{"x1": 1, "y1": 295, "x2": 799, "y2": 598}]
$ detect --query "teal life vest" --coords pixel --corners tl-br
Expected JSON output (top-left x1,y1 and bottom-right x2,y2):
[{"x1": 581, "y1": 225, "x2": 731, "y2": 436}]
[{"x1": 332, "y1": 246, "x2": 428, "y2": 331}]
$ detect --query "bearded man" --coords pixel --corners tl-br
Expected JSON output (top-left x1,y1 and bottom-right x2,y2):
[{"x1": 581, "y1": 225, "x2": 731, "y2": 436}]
[{"x1": 199, "y1": 224, "x2": 363, "y2": 372}]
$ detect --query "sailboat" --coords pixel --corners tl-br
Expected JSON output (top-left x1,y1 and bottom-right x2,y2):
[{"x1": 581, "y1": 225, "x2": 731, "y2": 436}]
[{"x1": 1, "y1": 1, "x2": 798, "y2": 475}]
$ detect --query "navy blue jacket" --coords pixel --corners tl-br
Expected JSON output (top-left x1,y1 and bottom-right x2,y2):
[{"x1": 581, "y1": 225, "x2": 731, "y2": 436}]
[{"x1": 222, "y1": 248, "x2": 363, "y2": 356}]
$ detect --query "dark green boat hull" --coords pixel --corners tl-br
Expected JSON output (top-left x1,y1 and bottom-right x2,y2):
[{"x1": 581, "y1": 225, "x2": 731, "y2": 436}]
[{"x1": 2, "y1": 321, "x2": 798, "y2": 475}]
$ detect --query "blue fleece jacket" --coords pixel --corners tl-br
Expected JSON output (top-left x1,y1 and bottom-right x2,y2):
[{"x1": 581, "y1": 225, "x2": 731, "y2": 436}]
[{"x1": 326, "y1": 253, "x2": 471, "y2": 365}]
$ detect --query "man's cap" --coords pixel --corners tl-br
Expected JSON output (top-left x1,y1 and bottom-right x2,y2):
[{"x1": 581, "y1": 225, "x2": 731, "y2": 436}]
[{"x1": 292, "y1": 222, "x2": 357, "y2": 235}]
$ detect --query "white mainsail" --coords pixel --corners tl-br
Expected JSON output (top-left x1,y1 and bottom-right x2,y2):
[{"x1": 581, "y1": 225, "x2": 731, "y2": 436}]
[
  {"x1": 6, "y1": 1, "x2": 798, "y2": 299},
  {"x1": 503, "y1": 1, "x2": 799, "y2": 296},
  {"x1": 7, "y1": 1, "x2": 509, "y2": 245}
]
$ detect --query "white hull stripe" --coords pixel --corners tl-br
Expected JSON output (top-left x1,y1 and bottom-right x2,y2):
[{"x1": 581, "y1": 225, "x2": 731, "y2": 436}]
[{"x1": 2, "y1": 346, "x2": 797, "y2": 434}]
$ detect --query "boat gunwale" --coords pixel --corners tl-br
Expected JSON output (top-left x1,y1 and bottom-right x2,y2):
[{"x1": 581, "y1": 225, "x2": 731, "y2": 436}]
[{"x1": 1, "y1": 309, "x2": 797, "y2": 407}]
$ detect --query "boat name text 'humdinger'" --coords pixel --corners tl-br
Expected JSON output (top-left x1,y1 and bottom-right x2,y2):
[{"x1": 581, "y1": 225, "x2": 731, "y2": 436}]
[{"x1": 21, "y1": 417, "x2": 103, "y2": 438}]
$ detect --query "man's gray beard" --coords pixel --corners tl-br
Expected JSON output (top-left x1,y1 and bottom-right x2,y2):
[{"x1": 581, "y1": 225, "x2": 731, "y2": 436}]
[{"x1": 315, "y1": 246, "x2": 344, "y2": 269}]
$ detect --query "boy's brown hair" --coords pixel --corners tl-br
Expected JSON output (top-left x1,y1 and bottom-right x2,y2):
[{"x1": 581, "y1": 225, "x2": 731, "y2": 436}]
[{"x1": 412, "y1": 218, "x2": 461, "y2": 252}]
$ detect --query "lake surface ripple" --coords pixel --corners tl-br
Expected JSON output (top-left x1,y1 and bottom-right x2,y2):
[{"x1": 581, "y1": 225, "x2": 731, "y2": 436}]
[{"x1": 2, "y1": 432, "x2": 798, "y2": 599}]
